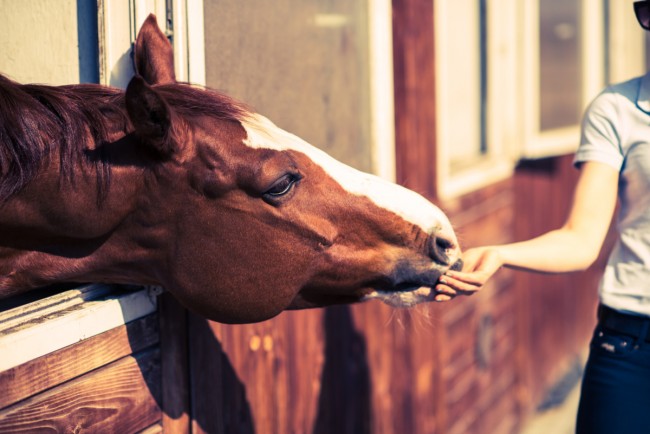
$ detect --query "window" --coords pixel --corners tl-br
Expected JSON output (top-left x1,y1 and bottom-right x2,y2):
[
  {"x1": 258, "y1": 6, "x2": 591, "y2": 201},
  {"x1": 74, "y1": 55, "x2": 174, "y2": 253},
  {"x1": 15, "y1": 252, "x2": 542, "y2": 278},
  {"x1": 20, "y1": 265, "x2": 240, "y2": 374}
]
[
  {"x1": 521, "y1": 0, "x2": 605, "y2": 158},
  {"x1": 435, "y1": 0, "x2": 609, "y2": 198},
  {"x1": 199, "y1": 0, "x2": 396, "y2": 180},
  {"x1": 539, "y1": 0, "x2": 582, "y2": 131},
  {"x1": 99, "y1": 0, "x2": 169, "y2": 88},
  {"x1": 434, "y1": 0, "x2": 516, "y2": 199}
]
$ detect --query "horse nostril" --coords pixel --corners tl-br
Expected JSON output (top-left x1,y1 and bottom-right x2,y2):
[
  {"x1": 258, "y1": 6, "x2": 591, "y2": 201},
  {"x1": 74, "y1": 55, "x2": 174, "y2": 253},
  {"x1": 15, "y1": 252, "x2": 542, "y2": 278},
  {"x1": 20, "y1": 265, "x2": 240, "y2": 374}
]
[{"x1": 429, "y1": 236, "x2": 452, "y2": 265}]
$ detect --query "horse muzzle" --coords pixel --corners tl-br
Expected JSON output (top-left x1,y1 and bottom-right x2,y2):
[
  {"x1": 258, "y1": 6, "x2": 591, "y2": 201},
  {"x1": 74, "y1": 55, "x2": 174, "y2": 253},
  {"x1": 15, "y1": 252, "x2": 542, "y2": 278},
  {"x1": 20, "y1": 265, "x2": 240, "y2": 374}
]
[{"x1": 362, "y1": 251, "x2": 464, "y2": 308}]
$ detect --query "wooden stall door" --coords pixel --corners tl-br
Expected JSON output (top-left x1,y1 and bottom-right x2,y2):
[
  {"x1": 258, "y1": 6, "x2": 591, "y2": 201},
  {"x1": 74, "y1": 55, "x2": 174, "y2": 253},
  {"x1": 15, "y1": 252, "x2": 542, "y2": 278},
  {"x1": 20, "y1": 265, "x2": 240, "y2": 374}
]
[
  {"x1": 187, "y1": 310, "x2": 325, "y2": 434},
  {"x1": 186, "y1": 302, "x2": 452, "y2": 434},
  {"x1": 0, "y1": 286, "x2": 163, "y2": 433}
]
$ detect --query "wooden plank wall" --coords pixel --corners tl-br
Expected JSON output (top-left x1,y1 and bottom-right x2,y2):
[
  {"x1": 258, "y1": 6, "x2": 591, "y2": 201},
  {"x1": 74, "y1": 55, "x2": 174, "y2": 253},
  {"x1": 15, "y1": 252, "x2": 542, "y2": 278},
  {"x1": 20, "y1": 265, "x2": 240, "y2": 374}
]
[
  {"x1": 186, "y1": 293, "x2": 457, "y2": 434},
  {"x1": 0, "y1": 167, "x2": 601, "y2": 434},
  {"x1": 513, "y1": 156, "x2": 609, "y2": 408},
  {"x1": 0, "y1": 314, "x2": 162, "y2": 433},
  {"x1": 0, "y1": 288, "x2": 200, "y2": 434},
  {"x1": 438, "y1": 182, "x2": 520, "y2": 434}
]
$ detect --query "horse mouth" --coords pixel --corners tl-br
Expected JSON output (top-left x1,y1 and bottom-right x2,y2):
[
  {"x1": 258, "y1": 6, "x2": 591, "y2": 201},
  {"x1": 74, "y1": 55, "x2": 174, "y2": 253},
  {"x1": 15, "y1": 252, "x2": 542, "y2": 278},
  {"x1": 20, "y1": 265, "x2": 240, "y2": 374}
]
[
  {"x1": 393, "y1": 258, "x2": 463, "y2": 291},
  {"x1": 364, "y1": 258, "x2": 463, "y2": 307},
  {"x1": 365, "y1": 286, "x2": 437, "y2": 308},
  {"x1": 393, "y1": 280, "x2": 436, "y2": 293}
]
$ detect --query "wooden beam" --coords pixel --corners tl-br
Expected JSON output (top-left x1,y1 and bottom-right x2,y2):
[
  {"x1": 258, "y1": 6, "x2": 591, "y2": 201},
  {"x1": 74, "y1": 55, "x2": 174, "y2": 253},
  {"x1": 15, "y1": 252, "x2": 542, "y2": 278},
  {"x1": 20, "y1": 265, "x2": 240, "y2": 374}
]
[
  {"x1": 0, "y1": 349, "x2": 162, "y2": 433},
  {"x1": 0, "y1": 314, "x2": 159, "y2": 410},
  {"x1": 0, "y1": 285, "x2": 158, "y2": 372},
  {"x1": 392, "y1": 0, "x2": 438, "y2": 199}
]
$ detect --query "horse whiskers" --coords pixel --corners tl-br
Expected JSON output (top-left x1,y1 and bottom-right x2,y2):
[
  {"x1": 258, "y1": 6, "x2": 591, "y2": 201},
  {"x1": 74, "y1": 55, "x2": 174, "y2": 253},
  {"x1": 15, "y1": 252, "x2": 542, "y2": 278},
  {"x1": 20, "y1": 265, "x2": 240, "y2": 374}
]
[
  {"x1": 384, "y1": 307, "x2": 400, "y2": 328},
  {"x1": 380, "y1": 303, "x2": 440, "y2": 337},
  {"x1": 411, "y1": 306, "x2": 440, "y2": 336}
]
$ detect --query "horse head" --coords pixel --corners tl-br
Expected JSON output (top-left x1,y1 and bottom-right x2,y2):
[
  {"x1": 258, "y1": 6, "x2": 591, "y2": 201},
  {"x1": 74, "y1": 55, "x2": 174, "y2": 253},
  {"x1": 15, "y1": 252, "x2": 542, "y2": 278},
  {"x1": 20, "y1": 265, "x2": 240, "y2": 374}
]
[
  {"x1": 0, "y1": 15, "x2": 462, "y2": 324},
  {"x1": 125, "y1": 15, "x2": 462, "y2": 322}
]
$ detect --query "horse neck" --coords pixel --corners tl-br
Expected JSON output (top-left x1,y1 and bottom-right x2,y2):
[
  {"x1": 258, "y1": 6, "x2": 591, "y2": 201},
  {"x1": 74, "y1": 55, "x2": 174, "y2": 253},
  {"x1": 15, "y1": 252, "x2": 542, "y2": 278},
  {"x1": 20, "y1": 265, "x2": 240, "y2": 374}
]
[
  {"x1": 0, "y1": 137, "x2": 157, "y2": 297},
  {"x1": 0, "y1": 173, "x2": 160, "y2": 297}
]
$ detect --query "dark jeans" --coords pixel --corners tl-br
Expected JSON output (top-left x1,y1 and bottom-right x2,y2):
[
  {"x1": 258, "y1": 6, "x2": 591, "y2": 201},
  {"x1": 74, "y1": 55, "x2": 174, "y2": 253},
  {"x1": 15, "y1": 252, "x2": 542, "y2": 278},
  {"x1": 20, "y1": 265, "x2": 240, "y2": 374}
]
[{"x1": 576, "y1": 308, "x2": 650, "y2": 434}]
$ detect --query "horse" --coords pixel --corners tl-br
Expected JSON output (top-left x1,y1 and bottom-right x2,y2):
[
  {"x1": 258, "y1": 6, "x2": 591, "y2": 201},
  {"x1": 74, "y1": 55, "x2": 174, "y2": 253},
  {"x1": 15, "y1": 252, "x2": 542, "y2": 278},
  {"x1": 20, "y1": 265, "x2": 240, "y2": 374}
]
[{"x1": 0, "y1": 15, "x2": 462, "y2": 324}]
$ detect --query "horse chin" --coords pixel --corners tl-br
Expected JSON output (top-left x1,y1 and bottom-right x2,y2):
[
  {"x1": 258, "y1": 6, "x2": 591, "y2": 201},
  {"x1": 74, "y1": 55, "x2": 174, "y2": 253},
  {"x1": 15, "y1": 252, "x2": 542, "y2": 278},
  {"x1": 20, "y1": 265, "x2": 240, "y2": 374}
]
[
  {"x1": 364, "y1": 286, "x2": 437, "y2": 308},
  {"x1": 287, "y1": 292, "x2": 365, "y2": 310},
  {"x1": 364, "y1": 258, "x2": 464, "y2": 308}
]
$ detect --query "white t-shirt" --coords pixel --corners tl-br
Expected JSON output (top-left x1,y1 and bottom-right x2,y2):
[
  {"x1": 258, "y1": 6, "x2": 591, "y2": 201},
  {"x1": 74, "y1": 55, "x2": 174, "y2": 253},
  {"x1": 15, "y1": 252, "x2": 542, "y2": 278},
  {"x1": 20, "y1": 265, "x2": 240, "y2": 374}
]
[{"x1": 575, "y1": 72, "x2": 650, "y2": 316}]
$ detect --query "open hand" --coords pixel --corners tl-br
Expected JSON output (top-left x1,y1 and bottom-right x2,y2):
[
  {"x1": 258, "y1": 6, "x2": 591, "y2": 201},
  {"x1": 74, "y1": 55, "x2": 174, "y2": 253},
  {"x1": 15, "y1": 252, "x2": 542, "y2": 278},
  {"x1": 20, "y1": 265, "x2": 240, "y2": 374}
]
[{"x1": 434, "y1": 247, "x2": 504, "y2": 301}]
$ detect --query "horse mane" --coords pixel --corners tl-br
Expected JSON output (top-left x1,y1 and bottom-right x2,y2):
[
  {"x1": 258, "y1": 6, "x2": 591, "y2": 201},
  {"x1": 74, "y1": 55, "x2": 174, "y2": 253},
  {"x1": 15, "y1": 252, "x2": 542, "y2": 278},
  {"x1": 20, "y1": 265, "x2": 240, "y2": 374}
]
[
  {"x1": 0, "y1": 74, "x2": 250, "y2": 203},
  {"x1": 0, "y1": 74, "x2": 126, "y2": 203},
  {"x1": 154, "y1": 82, "x2": 250, "y2": 122}
]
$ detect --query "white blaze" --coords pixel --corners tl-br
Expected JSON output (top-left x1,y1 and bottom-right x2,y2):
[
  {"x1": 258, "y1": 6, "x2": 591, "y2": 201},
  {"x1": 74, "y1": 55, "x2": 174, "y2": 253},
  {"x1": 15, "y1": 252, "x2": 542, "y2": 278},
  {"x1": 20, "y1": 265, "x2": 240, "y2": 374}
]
[{"x1": 241, "y1": 114, "x2": 457, "y2": 246}]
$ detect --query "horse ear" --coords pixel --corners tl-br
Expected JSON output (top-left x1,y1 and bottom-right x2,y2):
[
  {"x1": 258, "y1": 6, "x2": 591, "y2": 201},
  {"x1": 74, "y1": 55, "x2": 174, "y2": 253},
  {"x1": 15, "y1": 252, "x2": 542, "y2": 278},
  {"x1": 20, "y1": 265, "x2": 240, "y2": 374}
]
[
  {"x1": 133, "y1": 14, "x2": 176, "y2": 85},
  {"x1": 125, "y1": 75, "x2": 177, "y2": 156}
]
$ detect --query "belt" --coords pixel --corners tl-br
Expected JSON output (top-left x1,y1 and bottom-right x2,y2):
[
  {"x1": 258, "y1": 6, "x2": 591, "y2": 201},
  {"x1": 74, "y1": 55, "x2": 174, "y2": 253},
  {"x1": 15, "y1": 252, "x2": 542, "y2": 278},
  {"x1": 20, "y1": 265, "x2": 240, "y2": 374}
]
[{"x1": 598, "y1": 305, "x2": 650, "y2": 343}]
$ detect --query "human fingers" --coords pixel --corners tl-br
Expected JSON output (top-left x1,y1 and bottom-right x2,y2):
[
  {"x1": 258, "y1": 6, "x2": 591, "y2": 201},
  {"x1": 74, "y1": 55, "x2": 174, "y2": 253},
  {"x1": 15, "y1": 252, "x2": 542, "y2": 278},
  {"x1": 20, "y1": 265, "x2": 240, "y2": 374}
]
[
  {"x1": 434, "y1": 275, "x2": 480, "y2": 302},
  {"x1": 443, "y1": 270, "x2": 487, "y2": 287},
  {"x1": 439, "y1": 273, "x2": 482, "y2": 294},
  {"x1": 434, "y1": 282, "x2": 457, "y2": 296}
]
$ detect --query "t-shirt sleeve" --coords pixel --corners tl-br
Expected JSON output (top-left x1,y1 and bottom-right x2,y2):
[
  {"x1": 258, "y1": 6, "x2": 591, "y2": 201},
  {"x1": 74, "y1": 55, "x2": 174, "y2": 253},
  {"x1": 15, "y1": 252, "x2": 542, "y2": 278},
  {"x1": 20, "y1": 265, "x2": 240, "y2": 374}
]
[{"x1": 574, "y1": 89, "x2": 624, "y2": 170}]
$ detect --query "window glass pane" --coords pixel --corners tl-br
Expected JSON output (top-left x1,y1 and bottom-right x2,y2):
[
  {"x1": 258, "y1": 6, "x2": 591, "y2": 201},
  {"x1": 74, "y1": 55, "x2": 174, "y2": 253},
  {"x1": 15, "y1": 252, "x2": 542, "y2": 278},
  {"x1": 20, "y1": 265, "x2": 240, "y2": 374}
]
[
  {"x1": 437, "y1": 0, "x2": 482, "y2": 171},
  {"x1": 203, "y1": 1, "x2": 372, "y2": 171},
  {"x1": 539, "y1": 0, "x2": 582, "y2": 130}
]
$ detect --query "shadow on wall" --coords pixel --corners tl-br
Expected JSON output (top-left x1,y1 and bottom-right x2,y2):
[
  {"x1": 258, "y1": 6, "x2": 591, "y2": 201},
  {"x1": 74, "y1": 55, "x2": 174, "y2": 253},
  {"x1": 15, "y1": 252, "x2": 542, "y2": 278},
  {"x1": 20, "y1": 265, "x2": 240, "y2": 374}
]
[
  {"x1": 132, "y1": 298, "x2": 373, "y2": 433},
  {"x1": 313, "y1": 305, "x2": 372, "y2": 434},
  {"x1": 129, "y1": 292, "x2": 254, "y2": 433},
  {"x1": 192, "y1": 324, "x2": 256, "y2": 434},
  {"x1": 185, "y1": 313, "x2": 256, "y2": 433}
]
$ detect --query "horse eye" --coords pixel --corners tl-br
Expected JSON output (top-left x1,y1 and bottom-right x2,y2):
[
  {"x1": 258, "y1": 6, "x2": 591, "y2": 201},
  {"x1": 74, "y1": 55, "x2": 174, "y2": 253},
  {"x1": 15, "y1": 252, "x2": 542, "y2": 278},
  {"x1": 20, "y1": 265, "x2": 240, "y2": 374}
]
[{"x1": 264, "y1": 174, "x2": 300, "y2": 198}]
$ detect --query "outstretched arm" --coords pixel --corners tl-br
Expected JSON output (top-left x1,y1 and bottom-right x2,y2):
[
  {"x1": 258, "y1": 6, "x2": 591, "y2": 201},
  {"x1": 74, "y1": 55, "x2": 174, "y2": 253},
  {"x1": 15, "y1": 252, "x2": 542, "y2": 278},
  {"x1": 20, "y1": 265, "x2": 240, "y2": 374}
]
[{"x1": 435, "y1": 161, "x2": 619, "y2": 301}]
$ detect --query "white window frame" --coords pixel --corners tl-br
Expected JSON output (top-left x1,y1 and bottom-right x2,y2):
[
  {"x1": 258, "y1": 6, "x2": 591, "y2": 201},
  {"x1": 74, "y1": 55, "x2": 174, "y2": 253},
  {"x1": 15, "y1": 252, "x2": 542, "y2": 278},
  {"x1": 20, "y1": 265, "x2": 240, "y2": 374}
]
[
  {"x1": 0, "y1": 285, "x2": 159, "y2": 372},
  {"x1": 98, "y1": 0, "x2": 203, "y2": 87},
  {"x1": 520, "y1": 0, "x2": 606, "y2": 158},
  {"x1": 434, "y1": 0, "x2": 517, "y2": 200},
  {"x1": 100, "y1": 0, "x2": 395, "y2": 182},
  {"x1": 187, "y1": 0, "x2": 396, "y2": 181},
  {"x1": 435, "y1": 0, "x2": 612, "y2": 199},
  {"x1": 367, "y1": 0, "x2": 397, "y2": 181}
]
